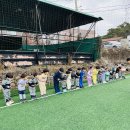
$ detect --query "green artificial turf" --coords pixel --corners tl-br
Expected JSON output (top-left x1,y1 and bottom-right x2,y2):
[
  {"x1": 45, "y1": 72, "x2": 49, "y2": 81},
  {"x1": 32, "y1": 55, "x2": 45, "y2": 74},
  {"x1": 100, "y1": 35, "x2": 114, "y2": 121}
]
[{"x1": 0, "y1": 78, "x2": 130, "y2": 130}]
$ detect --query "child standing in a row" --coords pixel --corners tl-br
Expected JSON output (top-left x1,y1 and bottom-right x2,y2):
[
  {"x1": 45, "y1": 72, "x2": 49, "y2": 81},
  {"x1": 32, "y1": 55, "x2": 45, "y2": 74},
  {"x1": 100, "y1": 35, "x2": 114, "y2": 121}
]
[
  {"x1": 66, "y1": 70, "x2": 71, "y2": 90},
  {"x1": 75, "y1": 70, "x2": 80, "y2": 88},
  {"x1": 17, "y1": 74, "x2": 27, "y2": 102},
  {"x1": 2, "y1": 73, "x2": 14, "y2": 106},
  {"x1": 79, "y1": 67, "x2": 85, "y2": 88},
  {"x1": 101, "y1": 66, "x2": 106, "y2": 84},
  {"x1": 37, "y1": 69, "x2": 49, "y2": 96},
  {"x1": 105, "y1": 68, "x2": 110, "y2": 82},
  {"x1": 92, "y1": 66, "x2": 98, "y2": 85},
  {"x1": 28, "y1": 73, "x2": 38, "y2": 99},
  {"x1": 87, "y1": 66, "x2": 93, "y2": 87}
]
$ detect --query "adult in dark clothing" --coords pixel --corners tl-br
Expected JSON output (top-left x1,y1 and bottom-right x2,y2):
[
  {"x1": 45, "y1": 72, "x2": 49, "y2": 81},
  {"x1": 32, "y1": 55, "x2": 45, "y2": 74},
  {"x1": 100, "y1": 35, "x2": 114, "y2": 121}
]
[{"x1": 53, "y1": 68, "x2": 64, "y2": 93}]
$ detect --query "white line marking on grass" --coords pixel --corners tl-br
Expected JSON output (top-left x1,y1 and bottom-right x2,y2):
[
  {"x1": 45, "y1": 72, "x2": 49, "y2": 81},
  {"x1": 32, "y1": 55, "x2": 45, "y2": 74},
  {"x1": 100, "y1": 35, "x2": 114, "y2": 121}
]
[
  {"x1": 0, "y1": 89, "x2": 80, "y2": 109},
  {"x1": 0, "y1": 76, "x2": 130, "y2": 109}
]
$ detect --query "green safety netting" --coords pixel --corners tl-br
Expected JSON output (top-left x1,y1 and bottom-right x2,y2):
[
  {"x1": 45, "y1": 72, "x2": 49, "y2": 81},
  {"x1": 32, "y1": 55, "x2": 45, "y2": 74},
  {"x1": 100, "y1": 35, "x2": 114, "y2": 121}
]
[
  {"x1": 22, "y1": 37, "x2": 101, "y2": 60},
  {"x1": 0, "y1": 0, "x2": 102, "y2": 34}
]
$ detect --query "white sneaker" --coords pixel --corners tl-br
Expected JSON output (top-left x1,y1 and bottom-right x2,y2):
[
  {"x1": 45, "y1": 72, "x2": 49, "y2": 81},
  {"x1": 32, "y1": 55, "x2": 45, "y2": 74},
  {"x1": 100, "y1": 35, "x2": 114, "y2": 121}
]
[
  {"x1": 10, "y1": 100, "x2": 14, "y2": 104},
  {"x1": 88, "y1": 85, "x2": 92, "y2": 87},
  {"x1": 6, "y1": 102, "x2": 11, "y2": 106},
  {"x1": 63, "y1": 89, "x2": 67, "y2": 93},
  {"x1": 103, "y1": 81, "x2": 107, "y2": 84}
]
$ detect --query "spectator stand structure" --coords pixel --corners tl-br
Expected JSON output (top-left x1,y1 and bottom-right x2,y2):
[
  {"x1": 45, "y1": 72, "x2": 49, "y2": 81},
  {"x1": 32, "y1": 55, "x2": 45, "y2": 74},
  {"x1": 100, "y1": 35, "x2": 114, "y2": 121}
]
[{"x1": 0, "y1": 0, "x2": 103, "y2": 65}]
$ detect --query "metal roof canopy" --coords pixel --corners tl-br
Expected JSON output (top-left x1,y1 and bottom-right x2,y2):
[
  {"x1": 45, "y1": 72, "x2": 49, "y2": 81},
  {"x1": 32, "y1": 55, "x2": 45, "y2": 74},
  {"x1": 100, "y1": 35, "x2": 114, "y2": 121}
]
[{"x1": 0, "y1": 0, "x2": 102, "y2": 34}]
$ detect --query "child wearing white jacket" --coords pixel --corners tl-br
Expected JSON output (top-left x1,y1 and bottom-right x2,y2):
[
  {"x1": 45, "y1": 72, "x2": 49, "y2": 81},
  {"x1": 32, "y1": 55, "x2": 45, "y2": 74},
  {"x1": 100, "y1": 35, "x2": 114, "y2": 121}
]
[
  {"x1": 66, "y1": 70, "x2": 71, "y2": 90},
  {"x1": 17, "y1": 74, "x2": 27, "y2": 102}
]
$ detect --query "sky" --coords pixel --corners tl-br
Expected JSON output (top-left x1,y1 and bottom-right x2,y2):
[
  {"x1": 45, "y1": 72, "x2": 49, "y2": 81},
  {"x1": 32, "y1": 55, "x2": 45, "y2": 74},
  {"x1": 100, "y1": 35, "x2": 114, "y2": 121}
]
[{"x1": 42, "y1": 0, "x2": 130, "y2": 36}]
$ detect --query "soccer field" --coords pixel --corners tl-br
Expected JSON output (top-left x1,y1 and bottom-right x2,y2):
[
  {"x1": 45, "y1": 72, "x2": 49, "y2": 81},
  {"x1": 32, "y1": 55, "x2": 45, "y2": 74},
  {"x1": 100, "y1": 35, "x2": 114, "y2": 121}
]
[{"x1": 0, "y1": 78, "x2": 130, "y2": 130}]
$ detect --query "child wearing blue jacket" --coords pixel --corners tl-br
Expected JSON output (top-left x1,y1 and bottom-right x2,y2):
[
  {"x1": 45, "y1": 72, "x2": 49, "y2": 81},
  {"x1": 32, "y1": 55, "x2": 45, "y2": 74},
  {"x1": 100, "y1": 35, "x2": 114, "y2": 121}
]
[{"x1": 79, "y1": 67, "x2": 85, "y2": 88}]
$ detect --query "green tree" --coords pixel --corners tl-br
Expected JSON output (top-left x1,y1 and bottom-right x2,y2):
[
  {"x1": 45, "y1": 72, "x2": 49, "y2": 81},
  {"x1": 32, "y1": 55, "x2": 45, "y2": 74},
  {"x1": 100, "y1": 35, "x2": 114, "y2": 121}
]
[{"x1": 103, "y1": 22, "x2": 130, "y2": 39}]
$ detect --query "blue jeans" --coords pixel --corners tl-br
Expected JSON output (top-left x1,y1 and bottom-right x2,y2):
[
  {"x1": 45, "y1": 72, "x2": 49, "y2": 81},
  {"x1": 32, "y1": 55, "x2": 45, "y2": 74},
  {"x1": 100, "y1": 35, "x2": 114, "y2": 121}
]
[{"x1": 54, "y1": 82, "x2": 61, "y2": 93}]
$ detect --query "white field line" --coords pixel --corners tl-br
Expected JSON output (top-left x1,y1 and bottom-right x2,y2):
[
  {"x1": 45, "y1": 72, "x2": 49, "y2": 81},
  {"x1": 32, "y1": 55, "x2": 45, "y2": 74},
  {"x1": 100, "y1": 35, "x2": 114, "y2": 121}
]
[{"x1": 0, "y1": 76, "x2": 130, "y2": 109}]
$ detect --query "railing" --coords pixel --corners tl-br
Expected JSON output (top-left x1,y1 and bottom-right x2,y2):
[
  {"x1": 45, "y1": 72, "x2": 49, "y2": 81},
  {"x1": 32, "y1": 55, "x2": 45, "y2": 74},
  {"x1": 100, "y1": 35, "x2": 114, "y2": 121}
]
[{"x1": 0, "y1": 51, "x2": 94, "y2": 65}]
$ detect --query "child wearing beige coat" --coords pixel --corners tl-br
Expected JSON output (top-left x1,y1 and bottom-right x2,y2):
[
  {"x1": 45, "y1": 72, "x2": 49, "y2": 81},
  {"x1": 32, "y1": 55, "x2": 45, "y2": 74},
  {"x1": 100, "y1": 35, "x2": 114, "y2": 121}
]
[{"x1": 37, "y1": 69, "x2": 49, "y2": 96}]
